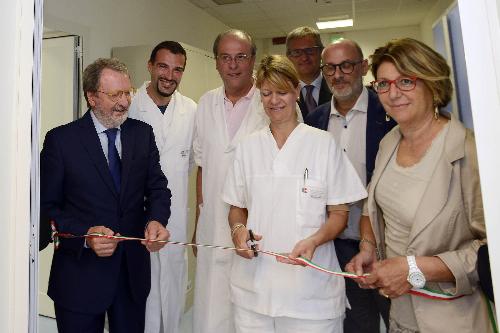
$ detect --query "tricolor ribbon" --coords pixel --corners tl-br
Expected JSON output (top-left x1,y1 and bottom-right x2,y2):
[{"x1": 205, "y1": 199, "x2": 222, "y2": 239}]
[{"x1": 50, "y1": 227, "x2": 462, "y2": 301}]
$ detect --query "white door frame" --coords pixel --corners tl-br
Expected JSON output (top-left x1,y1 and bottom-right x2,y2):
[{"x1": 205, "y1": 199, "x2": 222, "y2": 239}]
[
  {"x1": 30, "y1": 0, "x2": 44, "y2": 332},
  {"x1": 458, "y1": 0, "x2": 500, "y2": 320}
]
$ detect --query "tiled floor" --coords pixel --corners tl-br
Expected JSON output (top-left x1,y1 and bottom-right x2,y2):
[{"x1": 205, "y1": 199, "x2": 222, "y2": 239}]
[{"x1": 39, "y1": 307, "x2": 193, "y2": 333}]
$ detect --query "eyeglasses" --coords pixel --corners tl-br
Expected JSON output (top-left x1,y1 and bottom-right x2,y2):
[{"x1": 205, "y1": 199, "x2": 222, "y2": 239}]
[
  {"x1": 320, "y1": 60, "x2": 363, "y2": 76},
  {"x1": 97, "y1": 89, "x2": 133, "y2": 102},
  {"x1": 287, "y1": 46, "x2": 322, "y2": 58},
  {"x1": 371, "y1": 77, "x2": 418, "y2": 94},
  {"x1": 217, "y1": 53, "x2": 252, "y2": 64}
]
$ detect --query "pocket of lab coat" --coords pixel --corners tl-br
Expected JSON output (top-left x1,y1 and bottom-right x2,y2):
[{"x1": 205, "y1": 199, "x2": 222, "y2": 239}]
[
  {"x1": 297, "y1": 179, "x2": 327, "y2": 229},
  {"x1": 230, "y1": 255, "x2": 259, "y2": 292},
  {"x1": 175, "y1": 148, "x2": 191, "y2": 172},
  {"x1": 295, "y1": 243, "x2": 339, "y2": 303}
]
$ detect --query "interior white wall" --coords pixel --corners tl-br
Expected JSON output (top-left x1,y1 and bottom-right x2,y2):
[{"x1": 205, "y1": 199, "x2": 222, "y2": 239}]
[
  {"x1": 43, "y1": 0, "x2": 230, "y2": 67},
  {"x1": 0, "y1": 0, "x2": 34, "y2": 332},
  {"x1": 420, "y1": 0, "x2": 455, "y2": 45},
  {"x1": 256, "y1": 25, "x2": 421, "y2": 84}
]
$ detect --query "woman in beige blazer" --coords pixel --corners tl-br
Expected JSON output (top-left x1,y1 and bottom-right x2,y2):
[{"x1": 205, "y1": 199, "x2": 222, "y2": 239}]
[{"x1": 346, "y1": 38, "x2": 491, "y2": 333}]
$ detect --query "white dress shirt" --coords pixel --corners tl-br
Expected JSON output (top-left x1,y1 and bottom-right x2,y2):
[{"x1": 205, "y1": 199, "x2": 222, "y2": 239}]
[
  {"x1": 90, "y1": 110, "x2": 122, "y2": 162},
  {"x1": 327, "y1": 87, "x2": 369, "y2": 240}
]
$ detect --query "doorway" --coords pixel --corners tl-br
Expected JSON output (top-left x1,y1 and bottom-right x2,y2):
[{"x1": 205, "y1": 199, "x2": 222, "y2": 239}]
[{"x1": 37, "y1": 33, "x2": 82, "y2": 321}]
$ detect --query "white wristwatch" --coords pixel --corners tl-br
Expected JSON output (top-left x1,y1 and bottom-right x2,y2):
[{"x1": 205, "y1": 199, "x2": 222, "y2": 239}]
[{"x1": 406, "y1": 255, "x2": 426, "y2": 289}]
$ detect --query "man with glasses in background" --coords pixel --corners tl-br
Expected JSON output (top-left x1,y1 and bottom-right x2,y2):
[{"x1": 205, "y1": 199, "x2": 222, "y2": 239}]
[
  {"x1": 286, "y1": 26, "x2": 332, "y2": 119},
  {"x1": 40, "y1": 58, "x2": 171, "y2": 333},
  {"x1": 306, "y1": 39, "x2": 395, "y2": 333},
  {"x1": 191, "y1": 29, "x2": 269, "y2": 333},
  {"x1": 128, "y1": 41, "x2": 197, "y2": 333}
]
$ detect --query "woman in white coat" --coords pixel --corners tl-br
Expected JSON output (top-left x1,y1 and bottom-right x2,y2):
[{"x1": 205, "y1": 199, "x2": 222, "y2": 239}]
[{"x1": 222, "y1": 55, "x2": 367, "y2": 333}]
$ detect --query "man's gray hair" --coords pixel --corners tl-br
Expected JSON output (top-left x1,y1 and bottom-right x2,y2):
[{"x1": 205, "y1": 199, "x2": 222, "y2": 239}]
[
  {"x1": 286, "y1": 26, "x2": 323, "y2": 50},
  {"x1": 83, "y1": 58, "x2": 129, "y2": 107},
  {"x1": 212, "y1": 29, "x2": 257, "y2": 58}
]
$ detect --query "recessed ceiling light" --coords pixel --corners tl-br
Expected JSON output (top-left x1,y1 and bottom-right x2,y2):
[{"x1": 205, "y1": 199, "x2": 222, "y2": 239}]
[{"x1": 316, "y1": 19, "x2": 353, "y2": 30}]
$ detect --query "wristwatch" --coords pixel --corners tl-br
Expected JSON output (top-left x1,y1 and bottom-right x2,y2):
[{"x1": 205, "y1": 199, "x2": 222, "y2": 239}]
[{"x1": 406, "y1": 255, "x2": 426, "y2": 289}]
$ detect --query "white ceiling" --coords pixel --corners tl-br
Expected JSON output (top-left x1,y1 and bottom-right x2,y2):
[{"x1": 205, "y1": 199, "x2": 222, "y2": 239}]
[{"x1": 188, "y1": 0, "x2": 438, "y2": 39}]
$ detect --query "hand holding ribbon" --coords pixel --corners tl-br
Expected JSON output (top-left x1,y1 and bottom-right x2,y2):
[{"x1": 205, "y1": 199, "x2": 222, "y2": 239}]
[
  {"x1": 345, "y1": 245, "x2": 378, "y2": 289},
  {"x1": 362, "y1": 257, "x2": 412, "y2": 299},
  {"x1": 86, "y1": 226, "x2": 122, "y2": 257},
  {"x1": 143, "y1": 221, "x2": 170, "y2": 252},
  {"x1": 276, "y1": 236, "x2": 318, "y2": 266}
]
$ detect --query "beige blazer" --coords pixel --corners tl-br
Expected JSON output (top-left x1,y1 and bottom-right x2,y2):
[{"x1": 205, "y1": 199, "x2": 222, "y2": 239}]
[{"x1": 366, "y1": 113, "x2": 492, "y2": 333}]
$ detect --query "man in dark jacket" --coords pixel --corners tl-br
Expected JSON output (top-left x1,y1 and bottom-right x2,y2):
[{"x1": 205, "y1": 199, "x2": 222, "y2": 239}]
[
  {"x1": 40, "y1": 58, "x2": 171, "y2": 333},
  {"x1": 286, "y1": 26, "x2": 332, "y2": 119},
  {"x1": 306, "y1": 39, "x2": 396, "y2": 333}
]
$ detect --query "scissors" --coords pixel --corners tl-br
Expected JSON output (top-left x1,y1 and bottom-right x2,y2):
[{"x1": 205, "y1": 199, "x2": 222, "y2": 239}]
[{"x1": 248, "y1": 229, "x2": 258, "y2": 257}]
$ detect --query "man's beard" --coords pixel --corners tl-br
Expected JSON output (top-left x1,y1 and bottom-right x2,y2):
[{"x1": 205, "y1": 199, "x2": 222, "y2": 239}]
[
  {"x1": 94, "y1": 106, "x2": 128, "y2": 129},
  {"x1": 332, "y1": 77, "x2": 363, "y2": 101},
  {"x1": 156, "y1": 78, "x2": 178, "y2": 98}
]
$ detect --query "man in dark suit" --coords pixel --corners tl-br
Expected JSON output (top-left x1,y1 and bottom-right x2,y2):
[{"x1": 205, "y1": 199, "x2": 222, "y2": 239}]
[
  {"x1": 286, "y1": 26, "x2": 332, "y2": 119},
  {"x1": 40, "y1": 58, "x2": 171, "y2": 333},
  {"x1": 306, "y1": 40, "x2": 396, "y2": 333}
]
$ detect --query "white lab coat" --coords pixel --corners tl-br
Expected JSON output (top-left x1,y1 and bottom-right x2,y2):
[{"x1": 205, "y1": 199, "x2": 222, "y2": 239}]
[
  {"x1": 192, "y1": 86, "x2": 270, "y2": 333},
  {"x1": 222, "y1": 124, "x2": 367, "y2": 322},
  {"x1": 128, "y1": 82, "x2": 196, "y2": 333}
]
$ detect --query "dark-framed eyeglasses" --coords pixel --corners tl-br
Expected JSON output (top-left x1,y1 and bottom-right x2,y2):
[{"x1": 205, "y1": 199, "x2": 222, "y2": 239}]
[
  {"x1": 286, "y1": 46, "x2": 322, "y2": 58},
  {"x1": 217, "y1": 53, "x2": 252, "y2": 64},
  {"x1": 320, "y1": 60, "x2": 363, "y2": 76},
  {"x1": 371, "y1": 77, "x2": 418, "y2": 94},
  {"x1": 97, "y1": 89, "x2": 134, "y2": 102}
]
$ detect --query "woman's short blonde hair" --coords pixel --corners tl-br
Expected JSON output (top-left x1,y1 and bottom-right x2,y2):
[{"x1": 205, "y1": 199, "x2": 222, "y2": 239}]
[
  {"x1": 370, "y1": 38, "x2": 453, "y2": 108},
  {"x1": 256, "y1": 55, "x2": 299, "y2": 92}
]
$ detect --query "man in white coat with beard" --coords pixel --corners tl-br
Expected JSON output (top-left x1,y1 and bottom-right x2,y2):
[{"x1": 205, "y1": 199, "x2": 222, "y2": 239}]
[
  {"x1": 191, "y1": 30, "x2": 269, "y2": 333},
  {"x1": 128, "y1": 41, "x2": 196, "y2": 333}
]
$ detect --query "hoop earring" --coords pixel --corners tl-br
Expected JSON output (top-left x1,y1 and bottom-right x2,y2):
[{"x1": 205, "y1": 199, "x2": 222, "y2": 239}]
[
  {"x1": 434, "y1": 107, "x2": 439, "y2": 120},
  {"x1": 385, "y1": 114, "x2": 391, "y2": 122}
]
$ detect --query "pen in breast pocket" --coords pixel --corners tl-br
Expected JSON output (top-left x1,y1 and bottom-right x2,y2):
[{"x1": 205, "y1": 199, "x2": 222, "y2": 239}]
[{"x1": 302, "y1": 168, "x2": 308, "y2": 193}]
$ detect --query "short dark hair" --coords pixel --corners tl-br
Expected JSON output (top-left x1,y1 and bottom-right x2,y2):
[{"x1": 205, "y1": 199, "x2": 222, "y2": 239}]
[
  {"x1": 212, "y1": 29, "x2": 256, "y2": 58},
  {"x1": 149, "y1": 41, "x2": 187, "y2": 66},
  {"x1": 83, "y1": 58, "x2": 129, "y2": 108},
  {"x1": 286, "y1": 26, "x2": 323, "y2": 50}
]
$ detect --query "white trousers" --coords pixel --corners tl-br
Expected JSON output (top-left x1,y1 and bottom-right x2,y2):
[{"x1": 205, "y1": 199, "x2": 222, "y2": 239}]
[
  {"x1": 145, "y1": 247, "x2": 187, "y2": 333},
  {"x1": 234, "y1": 304, "x2": 344, "y2": 333}
]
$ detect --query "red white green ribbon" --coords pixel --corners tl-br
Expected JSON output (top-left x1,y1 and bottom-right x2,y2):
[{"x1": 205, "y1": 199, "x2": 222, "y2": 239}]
[
  {"x1": 409, "y1": 286, "x2": 463, "y2": 300},
  {"x1": 50, "y1": 228, "x2": 463, "y2": 301}
]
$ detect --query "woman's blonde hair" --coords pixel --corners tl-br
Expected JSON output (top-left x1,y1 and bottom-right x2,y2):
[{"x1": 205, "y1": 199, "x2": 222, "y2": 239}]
[
  {"x1": 370, "y1": 38, "x2": 453, "y2": 108},
  {"x1": 256, "y1": 55, "x2": 299, "y2": 92}
]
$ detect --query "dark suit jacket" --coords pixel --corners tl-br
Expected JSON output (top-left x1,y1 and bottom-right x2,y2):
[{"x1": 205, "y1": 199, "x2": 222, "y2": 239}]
[
  {"x1": 478, "y1": 244, "x2": 494, "y2": 302},
  {"x1": 40, "y1": 111, "x2": 171, "y2": 314},
  {"x1": 298, "y1": 76, "x2": 332, "y2": 120},
  {"x1": 305, "y1": 88, "x2": 396, "y2": 184}
]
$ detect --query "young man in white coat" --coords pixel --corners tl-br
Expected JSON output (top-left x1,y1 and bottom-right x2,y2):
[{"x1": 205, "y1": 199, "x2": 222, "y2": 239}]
[
  {"x1": 128, "y1": 41, "x2": 197, "y2": 333},
  {"x1": 191, "y1": 29, "x2": 269, "y2": 333}
]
